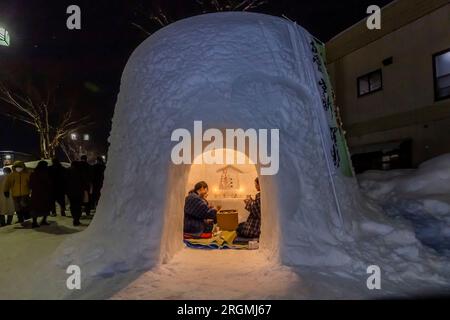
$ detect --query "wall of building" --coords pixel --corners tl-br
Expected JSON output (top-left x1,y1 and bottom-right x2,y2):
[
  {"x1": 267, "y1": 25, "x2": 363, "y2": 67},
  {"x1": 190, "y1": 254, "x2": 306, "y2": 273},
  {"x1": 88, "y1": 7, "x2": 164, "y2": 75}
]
[
  {"x1": 327, "y1": 4, "x2": 450, "y2": 166},
  {"x1": 0, "y1": 151, "x2": 35, "y2": 167}
]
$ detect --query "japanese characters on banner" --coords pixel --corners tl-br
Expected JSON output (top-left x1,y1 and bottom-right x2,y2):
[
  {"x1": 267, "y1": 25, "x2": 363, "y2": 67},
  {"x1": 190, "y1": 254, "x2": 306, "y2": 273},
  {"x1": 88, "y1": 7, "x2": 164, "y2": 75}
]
[{"x1": 310, "y1": 38, "x2": 354, "y2": 177}]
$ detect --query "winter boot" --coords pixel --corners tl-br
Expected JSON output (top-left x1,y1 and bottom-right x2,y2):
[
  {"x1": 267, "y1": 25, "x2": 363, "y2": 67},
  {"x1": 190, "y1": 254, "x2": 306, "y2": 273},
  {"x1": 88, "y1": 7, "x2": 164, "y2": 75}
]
[
  {"x1": 17, "y1": 212, "x2": 24, "y2": 223},
  {"x1": 0, "y1": 215, "x2": 5, "y2": 227},
  {"x1": 40, "y1": 216, "x2": 50, "y2": 226},
  {"x1": 31, "y1": 217, "x2": 40, "y2": 228}
]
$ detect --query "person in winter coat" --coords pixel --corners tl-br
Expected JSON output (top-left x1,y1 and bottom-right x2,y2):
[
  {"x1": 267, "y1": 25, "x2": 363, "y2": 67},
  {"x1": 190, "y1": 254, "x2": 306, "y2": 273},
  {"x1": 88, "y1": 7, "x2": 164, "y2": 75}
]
[
  {"x1": 3, "y1": 161, "x2": 31, "y2": 223},
  {"x1": 0, "y1": 167, "x2": 15, "y2": 226},
  {"x1": 91, "y1": 156, "x2": 106, "y2": 210},
  {"x1": 48, "y1": 158, "x2": 67, "y2": 216},
  {"x1": 184, "y1": 181, "x2": 220, "y2": 234},
  {"x1": 236, "y1": 177, "x2": 261, "y2": 239},
  {"x1": 29, "y1": 161, "x2": 53, "y2": 228},
  {"x1": 79, "y1": 155, "x2": 93, "y2": 216},
  {"x1": 66, "y1": 161, "x2": 89, "y2": 226}
]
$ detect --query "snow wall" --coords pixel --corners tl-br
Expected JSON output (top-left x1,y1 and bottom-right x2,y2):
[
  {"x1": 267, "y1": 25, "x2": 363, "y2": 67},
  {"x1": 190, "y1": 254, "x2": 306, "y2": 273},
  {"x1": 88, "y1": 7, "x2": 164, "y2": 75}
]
[{"x1": 51, "y1": 13, "x2": 439, "y2": 290}]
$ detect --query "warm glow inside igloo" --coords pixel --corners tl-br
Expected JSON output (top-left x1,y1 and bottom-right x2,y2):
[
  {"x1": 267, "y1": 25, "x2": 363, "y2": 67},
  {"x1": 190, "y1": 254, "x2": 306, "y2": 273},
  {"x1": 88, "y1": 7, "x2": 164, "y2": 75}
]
[{"x1": 187, "y1": 148, "x2": 259, "y2": 224}]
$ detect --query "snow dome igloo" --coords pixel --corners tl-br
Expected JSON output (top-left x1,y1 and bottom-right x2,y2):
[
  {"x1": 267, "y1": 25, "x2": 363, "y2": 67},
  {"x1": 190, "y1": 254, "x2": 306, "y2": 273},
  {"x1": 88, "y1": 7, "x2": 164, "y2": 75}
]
[{"x1": 54, "y1": 12, "x2": 418, "y2": 281}]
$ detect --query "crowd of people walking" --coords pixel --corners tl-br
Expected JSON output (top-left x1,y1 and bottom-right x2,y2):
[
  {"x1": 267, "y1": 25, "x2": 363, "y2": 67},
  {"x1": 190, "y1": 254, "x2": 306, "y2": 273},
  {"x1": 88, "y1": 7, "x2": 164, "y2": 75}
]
[{"x1": 0, "y1": 156, "x2": 106, "y2": 228}]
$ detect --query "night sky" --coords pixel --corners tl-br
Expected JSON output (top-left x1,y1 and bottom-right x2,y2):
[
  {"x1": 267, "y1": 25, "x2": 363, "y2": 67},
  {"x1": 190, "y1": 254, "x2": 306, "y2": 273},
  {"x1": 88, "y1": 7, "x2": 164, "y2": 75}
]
[{"x1": 0, "y1": 0, "x2": 394, "y2": 158}]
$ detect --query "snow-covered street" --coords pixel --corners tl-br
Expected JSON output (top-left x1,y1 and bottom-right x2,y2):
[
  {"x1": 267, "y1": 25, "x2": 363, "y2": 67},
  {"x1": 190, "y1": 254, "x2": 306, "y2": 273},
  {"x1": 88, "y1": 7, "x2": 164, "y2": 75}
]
[
  {"x1": 0, "y1": 215, "x2": 92, "y2": 299},
  {"x1": 2, "y1": 155, "x2": 450, "y2": 300},
  {"x1": 2, "y1": 157, "x2": 450, "y2": 300},
  {"x1": 1, "y1": 204, "x2": 450, "y2": 299}
]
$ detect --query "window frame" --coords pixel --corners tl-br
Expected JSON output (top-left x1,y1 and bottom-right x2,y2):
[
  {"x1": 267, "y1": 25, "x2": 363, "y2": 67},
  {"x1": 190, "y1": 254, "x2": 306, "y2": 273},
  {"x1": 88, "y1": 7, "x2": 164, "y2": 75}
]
[
  {"x1": 357, "y1": 69, "x2": 383, "y2": 98},
  {"x1": 432, "y1": 48, "x2": 450, "y2": 102}
]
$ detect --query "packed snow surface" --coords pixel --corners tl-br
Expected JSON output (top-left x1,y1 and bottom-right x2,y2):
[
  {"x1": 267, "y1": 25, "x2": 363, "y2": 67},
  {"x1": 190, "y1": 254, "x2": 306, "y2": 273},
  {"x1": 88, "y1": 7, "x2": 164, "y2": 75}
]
[{"x1": 359, "y1": 154, "x2": 450, "y2": 255}]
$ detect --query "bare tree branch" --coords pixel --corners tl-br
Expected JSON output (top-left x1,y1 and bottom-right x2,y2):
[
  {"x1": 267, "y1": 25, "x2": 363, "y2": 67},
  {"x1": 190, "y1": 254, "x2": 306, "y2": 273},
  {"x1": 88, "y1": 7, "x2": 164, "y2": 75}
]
[
  {"x1": 0, "y1": 81, "x2": 91, "y2": 159},
  {"x1": 131, "y1": 22, "x2": 152, "y2": 36},
  {"x1": 135, "y1": 0, "x2": 268, "y2": 35}
]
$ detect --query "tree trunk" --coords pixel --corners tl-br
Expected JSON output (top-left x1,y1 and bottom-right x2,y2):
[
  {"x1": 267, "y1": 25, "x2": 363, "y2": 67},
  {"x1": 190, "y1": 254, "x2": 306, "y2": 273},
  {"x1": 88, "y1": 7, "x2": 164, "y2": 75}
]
[{"x1": 39, "y1": 132, "x2": 48, "y2": 158}]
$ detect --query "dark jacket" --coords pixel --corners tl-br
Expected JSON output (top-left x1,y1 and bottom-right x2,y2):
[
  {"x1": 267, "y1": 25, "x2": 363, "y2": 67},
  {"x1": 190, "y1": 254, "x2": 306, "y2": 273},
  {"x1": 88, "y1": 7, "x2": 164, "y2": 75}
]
[
  {"x1": 29, "y1": 168, "x2": 53, "y2": 216},
  {"x1": 66, "y1": 162, "x2": 89, "y2": 199},
  {"x1": 92, "y1": 162, "x2": 106, "y2": 190},
  {"x1": 237, "y1": 192, "x2": 261, "y2": 238},
  {"x1": 79, "y1": 161, "x2": 93, "y2": 191},
  {"x1": 48, "y1": 163, "x2": 67, "y2": 195},
  {"x1": 184, "y1": 192, "x2": 217, "y2": 234}
]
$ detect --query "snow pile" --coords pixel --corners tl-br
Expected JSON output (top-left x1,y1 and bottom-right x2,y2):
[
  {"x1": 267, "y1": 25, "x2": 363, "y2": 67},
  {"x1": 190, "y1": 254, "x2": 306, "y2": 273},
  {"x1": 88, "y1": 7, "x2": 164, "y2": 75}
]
[
  {"x1": 3, "y1": 160, "x2": 71, "y2": 170},
  {"x1": 55, "y1": 12, "x2": 369, "y2": 278},
  {"x1": 359, "y1": 154, "x2": 450, "y2": 254},
  {"x1": 28, "y1": 12, "x2": 449, "y2": 298},
  {"x1": 359, "y1": 153, "x2": 450, "y2": 201}
]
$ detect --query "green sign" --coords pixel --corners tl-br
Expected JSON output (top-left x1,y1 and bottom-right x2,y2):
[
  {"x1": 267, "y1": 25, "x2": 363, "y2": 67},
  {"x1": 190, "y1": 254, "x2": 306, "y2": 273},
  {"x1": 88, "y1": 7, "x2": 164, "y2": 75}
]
[
  {"x1": 0, "y1": 27, "x2": 10, "y2": 47},
  {"x1": 311, "y1": 38, "x2": 355, "y2": 177}
]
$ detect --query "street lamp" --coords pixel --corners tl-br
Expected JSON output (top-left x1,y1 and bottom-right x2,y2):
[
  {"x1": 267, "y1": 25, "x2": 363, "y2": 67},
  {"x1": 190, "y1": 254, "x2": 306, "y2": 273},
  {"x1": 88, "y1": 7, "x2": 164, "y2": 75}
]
[
  {"x1": 0, "y1": 27, "x2": 10, "y2": 47},
  {"x1": 70, "y1": 133, "x2": 78, "y2": 141}
]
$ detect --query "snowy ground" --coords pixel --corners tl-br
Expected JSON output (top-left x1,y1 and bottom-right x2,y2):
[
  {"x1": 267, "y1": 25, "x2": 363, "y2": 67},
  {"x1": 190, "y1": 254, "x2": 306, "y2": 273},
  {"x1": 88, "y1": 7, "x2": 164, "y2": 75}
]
[
  {"x1": 109, "y1": 155, "x2": 450, "y2": 300},
  {"x1": 113, "y1": 249, "x2": 302, "y2": 300},
  {"x1": 110, "y1": 248, "x2": 444, "y2": 300},
  {"x1": 2, "y1": 155, "x2": 450, "y2": 299},
  {"x1": 0, "y1": 214, "x2": 92, "y2": 299},
  {"x1": 110, "y1": 248, "x2": 449, "y2": 300},
  {"x1": 1, "y1": 211, "x2": 449, "y2": 299}
]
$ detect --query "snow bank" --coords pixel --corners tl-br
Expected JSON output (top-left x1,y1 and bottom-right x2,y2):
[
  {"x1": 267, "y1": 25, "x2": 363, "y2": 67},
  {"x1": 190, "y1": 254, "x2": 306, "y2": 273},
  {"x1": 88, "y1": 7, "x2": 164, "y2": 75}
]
[
  {"x1": 359, "y1": 154, "x2": 450, "y2": 200},
  {"x1": 359, "y1": 154, "x2": 450, "y2": 255}
]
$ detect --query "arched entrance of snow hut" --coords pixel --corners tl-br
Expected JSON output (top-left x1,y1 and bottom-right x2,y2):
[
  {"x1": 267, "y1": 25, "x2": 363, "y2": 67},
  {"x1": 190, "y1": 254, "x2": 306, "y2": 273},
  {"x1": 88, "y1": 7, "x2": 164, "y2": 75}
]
[
  {"x1": 185, "y1": 149, "x2": 259, "y2": 245},
  {"x1": 159, "y1": 141, "x2": 280, "y2": 264}
]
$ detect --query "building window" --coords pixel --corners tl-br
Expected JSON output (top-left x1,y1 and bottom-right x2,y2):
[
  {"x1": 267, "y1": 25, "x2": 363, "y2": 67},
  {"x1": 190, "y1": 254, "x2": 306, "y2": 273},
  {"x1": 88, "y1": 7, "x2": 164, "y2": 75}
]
[
  {"x1": 433, "y1": 49, "x2": 450, "y2": 101},
  {"x1": 357, "y1": 69, "x2": 382, "y2": 97}
]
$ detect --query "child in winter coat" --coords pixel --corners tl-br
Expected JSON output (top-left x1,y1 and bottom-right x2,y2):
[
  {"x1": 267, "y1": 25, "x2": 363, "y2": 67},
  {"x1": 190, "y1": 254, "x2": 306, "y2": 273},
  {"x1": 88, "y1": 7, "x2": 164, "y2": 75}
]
[{"x1": 0, "y1": 167, "x2": 15, "y2": 226}]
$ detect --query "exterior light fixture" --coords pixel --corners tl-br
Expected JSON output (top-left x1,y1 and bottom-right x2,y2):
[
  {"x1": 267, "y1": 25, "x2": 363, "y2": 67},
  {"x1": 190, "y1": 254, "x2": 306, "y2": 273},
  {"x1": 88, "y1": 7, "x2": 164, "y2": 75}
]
[{"x1": 70, "y1": 133, "x2": 78, "y2": 141}]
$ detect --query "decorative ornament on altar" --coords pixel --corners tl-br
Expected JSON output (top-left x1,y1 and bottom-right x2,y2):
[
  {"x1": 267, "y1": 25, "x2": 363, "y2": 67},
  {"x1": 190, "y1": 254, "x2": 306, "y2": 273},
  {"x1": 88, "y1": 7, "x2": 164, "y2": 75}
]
[{"x1": 216, "y1": 165, "x2": 244, "y2": 198}]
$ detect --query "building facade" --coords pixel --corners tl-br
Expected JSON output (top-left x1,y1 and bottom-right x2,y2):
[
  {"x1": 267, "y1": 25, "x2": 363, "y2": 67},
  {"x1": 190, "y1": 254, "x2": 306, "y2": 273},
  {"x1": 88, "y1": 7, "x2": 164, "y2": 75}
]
[
  {"x1": 0, "y1": 150, "x2": 35, "y2": 167},
  {"x1": 326, "y1": 0, "x2": 450, "y2": 173}
]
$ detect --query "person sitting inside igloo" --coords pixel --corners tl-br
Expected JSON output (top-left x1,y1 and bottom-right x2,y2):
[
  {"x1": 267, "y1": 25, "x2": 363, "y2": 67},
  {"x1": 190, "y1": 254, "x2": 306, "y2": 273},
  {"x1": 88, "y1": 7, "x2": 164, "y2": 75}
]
[
  {"x1": 184, "y1": 181, "x2": 221, "y2": 236},
  {"x1": 236, "y1": 177, "x2": 261, "y2": 239}
]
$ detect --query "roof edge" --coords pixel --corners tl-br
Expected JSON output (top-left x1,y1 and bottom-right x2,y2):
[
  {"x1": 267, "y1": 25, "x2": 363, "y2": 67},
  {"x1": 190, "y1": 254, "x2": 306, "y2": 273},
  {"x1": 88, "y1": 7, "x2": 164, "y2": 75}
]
[{"x1": 325, "y1": 0, "x2": 449, "y2": 63}]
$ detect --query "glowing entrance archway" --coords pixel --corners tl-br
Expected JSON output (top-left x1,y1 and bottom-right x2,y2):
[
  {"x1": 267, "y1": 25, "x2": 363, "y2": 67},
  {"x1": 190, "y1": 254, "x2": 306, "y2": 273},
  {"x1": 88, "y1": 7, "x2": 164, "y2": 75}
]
[
  {"x1": 187, "y1": 148, "x2": 259, "y2": 235},
  {"x1": 159, "y1": 146, "x2": 279, "y2": 263},
  {"x1": 187, "y1": 148, "x2": 258, "y2": 198}
]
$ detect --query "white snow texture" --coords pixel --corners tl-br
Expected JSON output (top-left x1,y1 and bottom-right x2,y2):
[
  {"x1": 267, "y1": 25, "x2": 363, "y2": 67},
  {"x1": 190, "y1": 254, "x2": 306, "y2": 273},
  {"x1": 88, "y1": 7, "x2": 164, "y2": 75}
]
[{"x1": 49, "y1": 13, "x2": 449, "y2": 296}]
